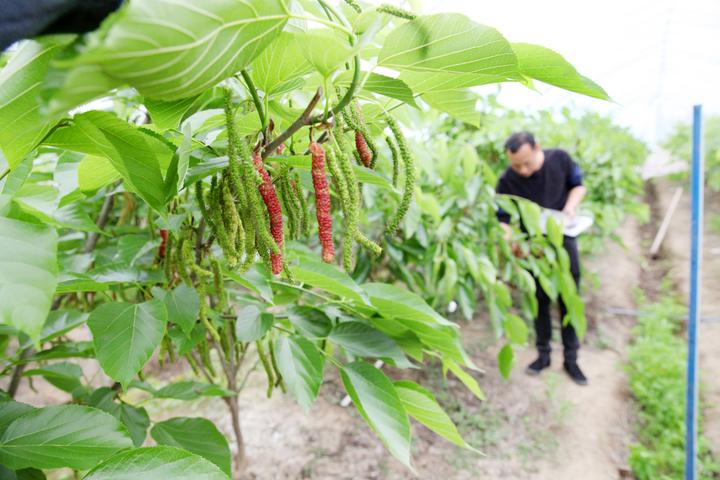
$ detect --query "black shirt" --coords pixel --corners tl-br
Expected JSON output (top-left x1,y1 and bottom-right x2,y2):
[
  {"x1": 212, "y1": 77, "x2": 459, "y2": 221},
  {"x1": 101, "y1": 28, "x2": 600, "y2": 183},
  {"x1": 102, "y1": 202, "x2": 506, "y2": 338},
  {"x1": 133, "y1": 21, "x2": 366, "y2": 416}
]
[{"x1": 496, "y1": 148, "x2": 583, "y2": 224}]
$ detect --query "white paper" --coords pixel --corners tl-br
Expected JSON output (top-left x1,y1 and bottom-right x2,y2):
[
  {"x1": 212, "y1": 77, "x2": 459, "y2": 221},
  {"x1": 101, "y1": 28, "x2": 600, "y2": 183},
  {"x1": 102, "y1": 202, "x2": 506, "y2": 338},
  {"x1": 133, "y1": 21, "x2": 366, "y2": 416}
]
[{"x1": 539, "y1": 208, "x2": 594, "y2": 237}]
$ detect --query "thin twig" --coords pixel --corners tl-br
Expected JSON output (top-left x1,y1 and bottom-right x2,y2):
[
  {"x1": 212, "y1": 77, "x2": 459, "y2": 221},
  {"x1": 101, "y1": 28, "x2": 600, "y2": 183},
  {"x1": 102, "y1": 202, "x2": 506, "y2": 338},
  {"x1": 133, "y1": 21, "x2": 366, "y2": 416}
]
[
  {"x1": 262, "y1": 88, "x2": 324, "y2": 160},
  {"x1": 190, "y1": 351, "x2": 215, "y2": 384},
  {"x1": 83, "y1": 192, "x2": 116, "y2": 253},
  {"x1": 0, "y1": 168, "x2": 9, "y2": 182},
  {"x1": 7, "y1": 348, "x2": 34, "y2": 398},
  {"x1": 237, "y1": 358, "x2": 260, "y2": 393}
]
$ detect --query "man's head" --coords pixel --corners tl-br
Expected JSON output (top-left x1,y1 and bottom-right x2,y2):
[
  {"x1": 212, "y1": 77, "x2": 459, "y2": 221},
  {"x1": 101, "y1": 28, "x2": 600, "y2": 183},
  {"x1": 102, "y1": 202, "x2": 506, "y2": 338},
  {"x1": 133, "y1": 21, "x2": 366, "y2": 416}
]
[{"x1": 504, "y1": 131, "x2": 543, "y2": 177}]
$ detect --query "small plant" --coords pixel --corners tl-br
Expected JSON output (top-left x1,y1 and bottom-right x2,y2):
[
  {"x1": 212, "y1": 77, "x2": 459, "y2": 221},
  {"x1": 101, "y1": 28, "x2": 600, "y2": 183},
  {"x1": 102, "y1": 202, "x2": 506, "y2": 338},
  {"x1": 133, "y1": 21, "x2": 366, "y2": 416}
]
[{"x1": 625, "y1": 293, "x2": 720, "y2": 479}]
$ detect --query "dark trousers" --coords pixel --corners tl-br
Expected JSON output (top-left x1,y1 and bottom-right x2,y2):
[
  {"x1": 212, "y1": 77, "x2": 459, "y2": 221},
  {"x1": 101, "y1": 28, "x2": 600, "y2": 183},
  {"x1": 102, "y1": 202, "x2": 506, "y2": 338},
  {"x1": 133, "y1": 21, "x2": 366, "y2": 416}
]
[{"x1": 535, "y1": 236, "x2": 581, "y2": 362}]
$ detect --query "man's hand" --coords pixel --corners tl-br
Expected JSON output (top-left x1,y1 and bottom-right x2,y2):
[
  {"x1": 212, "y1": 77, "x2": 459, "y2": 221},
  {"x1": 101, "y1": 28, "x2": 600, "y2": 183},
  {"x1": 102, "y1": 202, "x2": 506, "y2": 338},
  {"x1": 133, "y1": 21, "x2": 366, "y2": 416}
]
[
  {"x1": 500, "y1": 222, "x2": 512, "y2": 241},
  {"x1": 511, "y1": 242, "x2": 527, "y2": 259},
  {"x1": 562, "y1": 185, "x2": 586, "y2": 220}
]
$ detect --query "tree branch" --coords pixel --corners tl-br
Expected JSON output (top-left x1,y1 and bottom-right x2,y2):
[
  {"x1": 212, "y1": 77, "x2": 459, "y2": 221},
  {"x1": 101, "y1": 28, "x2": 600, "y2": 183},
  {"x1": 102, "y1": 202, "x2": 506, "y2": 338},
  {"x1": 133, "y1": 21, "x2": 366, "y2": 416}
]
[
  {"x1": 262, "y1": 87, "x2": 324, "y2": 160},
  {"x1": 83, "y1": 191, "x2": 116, "y2": 253},
  {"x1": 7, "y1": 348, "x2": 34, "y2": 398}
]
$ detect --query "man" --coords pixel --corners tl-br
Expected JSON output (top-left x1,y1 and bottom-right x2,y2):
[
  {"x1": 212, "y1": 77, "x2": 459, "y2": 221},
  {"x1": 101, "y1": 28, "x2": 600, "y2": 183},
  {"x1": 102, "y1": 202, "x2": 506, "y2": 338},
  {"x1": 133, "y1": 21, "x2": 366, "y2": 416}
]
[{"x1": 496, "y1": 131, "x2": 588, "y2": 385}]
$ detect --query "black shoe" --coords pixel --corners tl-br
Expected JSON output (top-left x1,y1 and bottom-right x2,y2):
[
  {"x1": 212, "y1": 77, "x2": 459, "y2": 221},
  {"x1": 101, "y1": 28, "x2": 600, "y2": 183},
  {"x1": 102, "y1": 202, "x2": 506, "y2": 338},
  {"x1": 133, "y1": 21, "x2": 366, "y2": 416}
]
[
  {"x1": 525, "y1": 356, "x2": 551, "y2": 376},
  {"x1": 563, "y1": 361, "x2": 588, "y2": 385}
]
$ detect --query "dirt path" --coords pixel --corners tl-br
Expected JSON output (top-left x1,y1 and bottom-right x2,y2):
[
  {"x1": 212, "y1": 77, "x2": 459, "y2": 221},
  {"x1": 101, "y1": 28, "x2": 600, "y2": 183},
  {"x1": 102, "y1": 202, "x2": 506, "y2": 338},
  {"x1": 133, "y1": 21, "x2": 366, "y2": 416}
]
[
  {"x1": 521, "y1": 217, "x2": 642, "y2": 480},
  {"x1": 653, "y1": 181, "x2": 720, "y2": 457}
]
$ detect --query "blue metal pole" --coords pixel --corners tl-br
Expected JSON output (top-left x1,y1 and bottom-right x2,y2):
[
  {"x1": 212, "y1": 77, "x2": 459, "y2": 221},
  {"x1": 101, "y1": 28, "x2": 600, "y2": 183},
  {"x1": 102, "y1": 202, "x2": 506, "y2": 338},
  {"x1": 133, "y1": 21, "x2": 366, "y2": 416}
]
[{"x1": 685, "y1": 104, "x2": 704, "y2": 480}]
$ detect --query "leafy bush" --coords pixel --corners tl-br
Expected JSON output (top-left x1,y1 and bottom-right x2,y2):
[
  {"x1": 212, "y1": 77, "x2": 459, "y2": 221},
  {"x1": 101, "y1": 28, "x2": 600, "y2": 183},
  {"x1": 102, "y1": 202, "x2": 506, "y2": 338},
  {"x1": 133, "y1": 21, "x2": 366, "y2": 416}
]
[
  {"x1": 626, "y1": 293, "x2": 719, "y2": 479},
  {"x1": 663, "y1": 116, "x2": 720, "y2": 192}
]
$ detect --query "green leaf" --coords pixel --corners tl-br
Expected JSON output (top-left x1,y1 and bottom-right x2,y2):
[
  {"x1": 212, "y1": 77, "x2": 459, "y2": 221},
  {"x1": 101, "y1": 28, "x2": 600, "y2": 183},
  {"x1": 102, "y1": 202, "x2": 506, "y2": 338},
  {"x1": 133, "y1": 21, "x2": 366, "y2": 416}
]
[
  {"x1": 512, "y1": 43, "x2": 609, "y2": 100},
  {"x1": 398, "y1": 318, "x2": 474, "y2": 368},
  {"x1": 422, "y1": 89, "x2": 480, "y2": 126},
  {"x1": 0, "y1": 405, "x2": 133, "y2": 470},
  {"x1": 443, "y1": 359, "x2": 486, "y2": 401},
  {"x1": 1, "y1": 156, "x2": 32, "y2": 196},
  {"x1": 329, "y1": 322, "x2": 412, "y2": 368},
  {"x1": 301, "y1": 29, "x2": 354, "y2": 78},
  {"x1": 115, "y1": 403, "x2": 149, "y2": 448},
  {"x1": 87, "y1": 300, "x2": 167, "y2": 388},
  {"x1": 151, "y1": 417, "x2": 231, "y2": 477},
  {"x1": 565, "y1": 292, "x2": 587, "y2": 339},
  {"x1": 336, "y1": 71, "x2": 418, "y2": 108},
  {"x1": 168, "y1": 324, "x2": 204, "y2": 356},
  {"x1": 251, "y1": 32, "x2": 313, "y2": 96},
  {"x1": 399, "y1": 70, "x2": 504, "y2": 96},
  {"x1": 77, "y1": 155, "x2": 121, "y2": 192},
  {"x1": 161, "y1": 284, "x2": 199, "y2": 336},
  {"x1": 516, "y1": 198, "x2": 542, "y2": 237},
  {"x1": 235, "y1": 306, "x2": 273, "y2": 342},
  {"x1": 83, "y1": 446, "x2": 228, "y2": 480},
  {"x1": 88, "y1": 387, "x2": 150, "y2": 447},
  {"x1": 9, "y1": 184, "x2": 93, "y2": 231},
  {"x1": 291, "y1": 258, "x2": 369, "y2": 305},
  {"x1": 0, "y1": 217, "x2": 58, "y2": 341},
  {"x1": 145, "y1": 96, "x2": 199, "y2": 131},
  {"x1": 154, "y1": 381, "x2": 234, "y2": 401},
  {"x1": 44, "y1": 63, "x2": 122, "y2": 118},
  {"x1": 67, "y1": 0, "x2": 289, "y2": 100},
  {"x1": 362, "y1": 73, "x2": 418, "y2": 108},
  {"x1": 379, "y1": 14, "x2": 518, "y2": 81},
  {"x1": 340, "y1": 361, "x2": 412, "y2": 468},
  {"x1": 223, "y1": 265, "x2": 274, "y2": 304},
  {"x1": 174, "y1": 124, "x2": 193, "y2": 195},
  {"x1": 362, "y1": 283, "x2": 452, "y2": 326},
  {"x1": 24, "y1": 342, "x2": 94, "y2": 363},
  {"x1": 44, "y1": 111, "x2": 167, "y2": 210},
  {"x1": 0, "y1": 38, "x2": 71, "y2": 168},
  {"x1": 23, "y1": 362, "x2": 83, "y2": 394},
  {"x1": 498, "y1": 344, "x2": 514, "y2": 379},
  {"x1": 503, "y1": 314, "x2": 529, "y2": 345},
  {"x1": 394, "y1": 380, "x2": 474, "y2": 450},
  {"x1": 274, "y1": 336, "x2": 324, "y2": 411},
  {"x1": 546, "y1": 216, "x2": 563, "y2": 248},
  {"x1": 0, "y1": 400, "x2": 34, "y2": 436},
  {"x1": 0, "y1": 465, "x2": 45, "y2": 480},
  {"x1": 286, "y1": 305, "x2": 332, "y2": 338}
]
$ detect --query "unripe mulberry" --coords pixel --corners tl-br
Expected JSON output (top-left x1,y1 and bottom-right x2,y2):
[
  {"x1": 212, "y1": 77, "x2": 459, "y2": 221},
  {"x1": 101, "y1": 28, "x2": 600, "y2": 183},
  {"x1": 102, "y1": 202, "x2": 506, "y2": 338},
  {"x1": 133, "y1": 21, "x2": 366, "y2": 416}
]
[
  {"x1": 384, "y1": 114, "x2": 415, "y2": 235},
  {"x1": 309, "y1": 142, "x2": 335, "y2": 263},
  {"x1": 252, "y1": 151, "x2": 283, "y2": 274}
]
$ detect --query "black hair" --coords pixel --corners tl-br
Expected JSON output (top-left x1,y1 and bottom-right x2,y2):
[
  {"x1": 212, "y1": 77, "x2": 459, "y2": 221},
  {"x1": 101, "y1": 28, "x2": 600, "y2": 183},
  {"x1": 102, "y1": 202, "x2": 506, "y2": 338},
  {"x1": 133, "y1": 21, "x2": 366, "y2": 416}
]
[{"x1": 504, "y1": 131, "x2": 536, "y2": 153}]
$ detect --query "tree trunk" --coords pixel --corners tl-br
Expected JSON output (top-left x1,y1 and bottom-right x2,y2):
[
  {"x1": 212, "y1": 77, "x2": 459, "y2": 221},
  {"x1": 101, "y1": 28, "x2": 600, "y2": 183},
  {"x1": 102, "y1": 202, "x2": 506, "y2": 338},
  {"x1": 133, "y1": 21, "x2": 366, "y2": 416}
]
[{"x1": 224, "y1": 390, "x2": 246, "y2": 477}]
